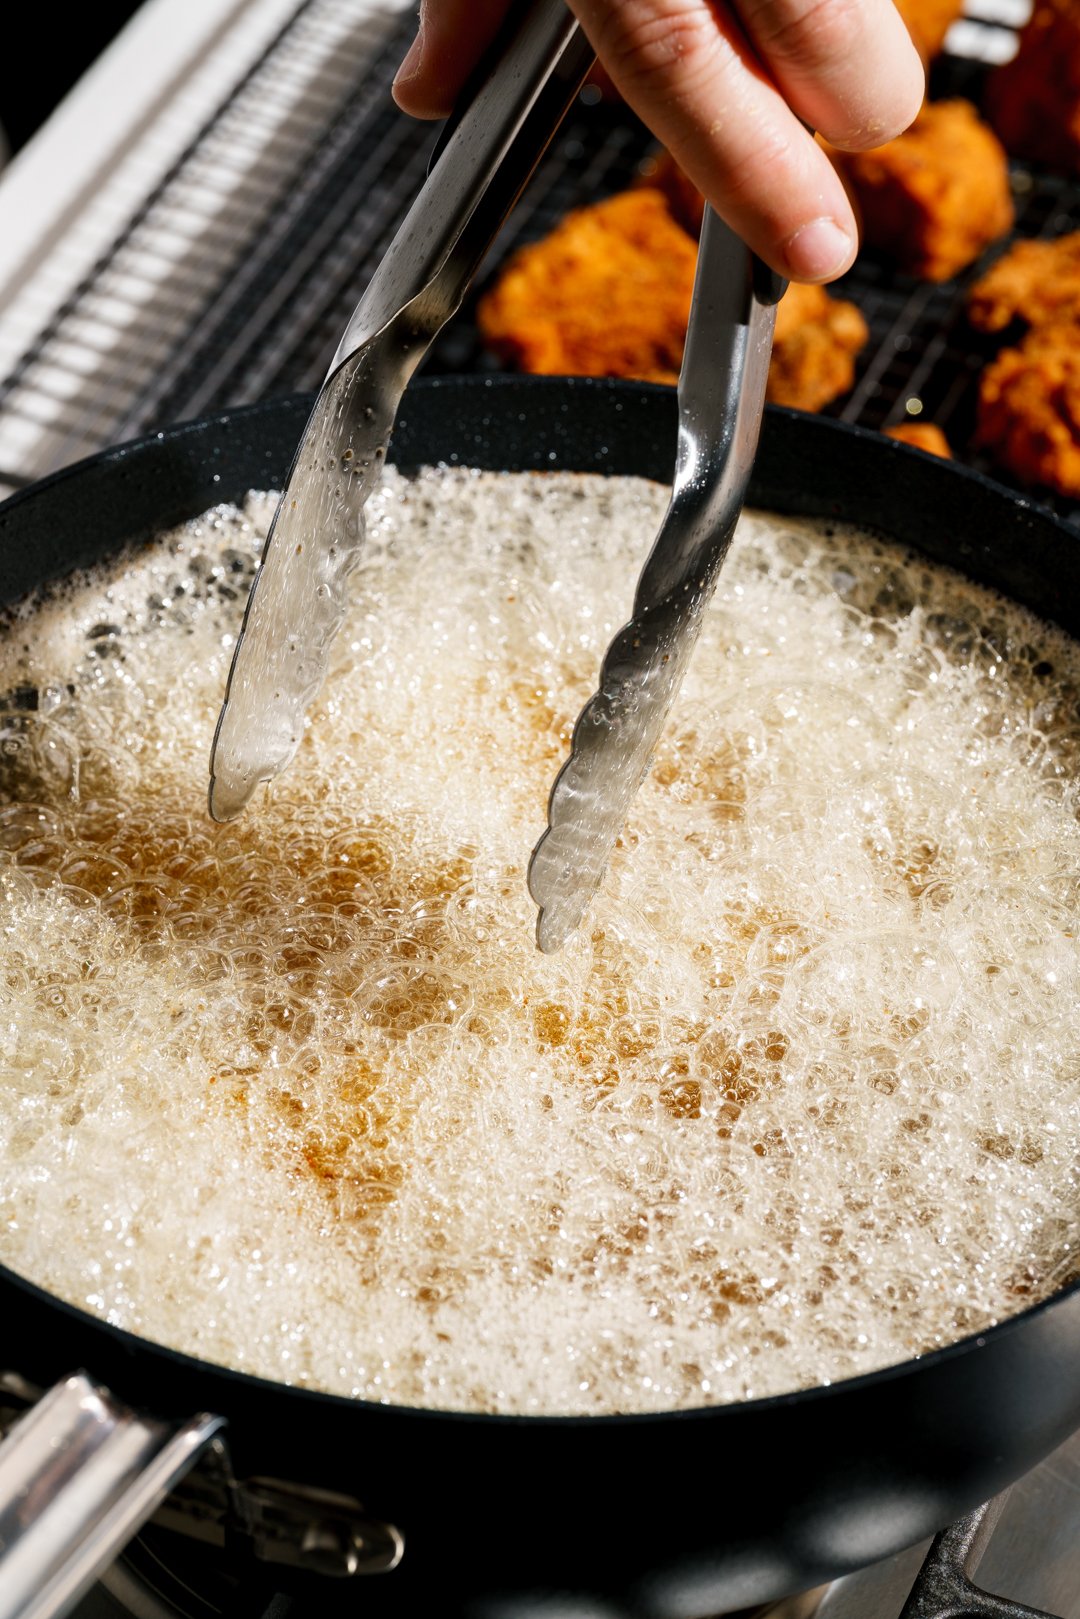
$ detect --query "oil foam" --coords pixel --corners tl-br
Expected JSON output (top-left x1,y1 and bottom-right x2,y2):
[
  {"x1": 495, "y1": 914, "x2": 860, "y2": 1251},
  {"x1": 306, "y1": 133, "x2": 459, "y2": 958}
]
[{"x1": 0, "y1": 468, "x2": 1078, "y2": 1414}]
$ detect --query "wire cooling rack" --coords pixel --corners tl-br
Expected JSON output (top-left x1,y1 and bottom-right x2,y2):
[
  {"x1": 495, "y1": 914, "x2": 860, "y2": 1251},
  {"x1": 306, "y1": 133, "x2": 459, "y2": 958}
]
[{"x1": 0, "y1": 0, "x2": 1076, "y2": 529}]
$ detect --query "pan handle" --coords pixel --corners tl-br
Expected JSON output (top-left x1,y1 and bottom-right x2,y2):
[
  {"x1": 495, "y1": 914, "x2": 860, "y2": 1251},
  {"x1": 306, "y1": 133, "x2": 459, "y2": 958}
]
[{"x1": 0, "y1": 1371, "x2": 224, "y2": 1619}]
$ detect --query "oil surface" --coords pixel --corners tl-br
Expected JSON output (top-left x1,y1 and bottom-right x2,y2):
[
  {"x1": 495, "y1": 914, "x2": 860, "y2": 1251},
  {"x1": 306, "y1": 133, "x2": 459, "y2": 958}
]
[{"x1": 0, "y1": 467, "x2": 1078, "y2": 1414}]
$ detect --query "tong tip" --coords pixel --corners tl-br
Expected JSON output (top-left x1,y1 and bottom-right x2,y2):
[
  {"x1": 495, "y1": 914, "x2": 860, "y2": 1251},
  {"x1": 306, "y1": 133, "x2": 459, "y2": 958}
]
[
  {"x1": 207, "y1": 767, "x2": 252, "y2": 824},
  {"x1": 528, "y1": 809, "x2": 610, "y2": 955}
]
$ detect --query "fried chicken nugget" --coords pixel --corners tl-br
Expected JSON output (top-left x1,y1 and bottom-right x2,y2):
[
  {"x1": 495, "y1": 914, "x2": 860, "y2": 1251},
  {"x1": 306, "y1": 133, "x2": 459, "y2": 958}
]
[
  {"x1": 768, "y1": 282, "x2": 869, "y2": 413},
  {"x1": 636, "y1": 151, "x2": 866, "y2": 408},
  {"x1": 893, "y1": 0, "x2": 964, "y2": 60},
  {"x1": 829, "y1": 100, "x2": 1014, "y2": 283},
  {"x1": 478, "y1": 187, "x2": 866, "y2": 411},
  {"x1": 986, "y1": 0, "x2": 1080, "y2": 176},
  {"x1": 975, "y1": 323, "x2": 1080, "y2": 496},
  {"x1": 968, "y1": 233, "x2": 1080, "y2": 334},
  {"x1": 884, "y1": 421, "x2": 953, "y2": 457},
  {"x1": 476, "y1": 190, "x2": 697, "y2": 384}
]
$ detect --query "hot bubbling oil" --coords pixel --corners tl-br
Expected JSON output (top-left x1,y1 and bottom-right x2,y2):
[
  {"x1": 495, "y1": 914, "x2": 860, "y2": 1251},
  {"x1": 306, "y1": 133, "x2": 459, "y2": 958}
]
[{"x1": 0, "y1": 467, "x2": 1079, "y2": 1415}]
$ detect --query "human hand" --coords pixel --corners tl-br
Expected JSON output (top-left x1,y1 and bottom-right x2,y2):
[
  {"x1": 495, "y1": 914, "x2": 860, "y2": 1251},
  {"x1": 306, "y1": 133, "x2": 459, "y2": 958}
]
[{"x1": 392, "y1": 0, "x2": 924, "y2": 284}]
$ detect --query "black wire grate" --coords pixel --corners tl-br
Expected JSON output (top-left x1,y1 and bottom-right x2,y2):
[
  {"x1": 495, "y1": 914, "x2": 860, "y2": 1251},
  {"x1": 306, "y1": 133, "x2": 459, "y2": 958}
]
[
  {"x1": 1, "y1": 0, "x2": 1079, "y2": 542},
  {"x1": 826, "y1": 164, "x2": 1080, "y2": 476}
]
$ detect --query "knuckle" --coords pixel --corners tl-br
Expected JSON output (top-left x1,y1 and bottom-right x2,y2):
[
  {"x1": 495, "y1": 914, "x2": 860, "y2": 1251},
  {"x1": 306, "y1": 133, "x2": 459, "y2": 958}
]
[
  {"x1": 590, "y1": 0, "x2": 724, "y2": 95},
  {"x1": 752, "y1": 0, "x2": 867, "y2": 73}
]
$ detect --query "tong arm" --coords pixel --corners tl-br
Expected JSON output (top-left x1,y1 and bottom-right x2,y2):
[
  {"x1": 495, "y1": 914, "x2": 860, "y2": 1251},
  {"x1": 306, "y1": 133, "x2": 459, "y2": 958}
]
[{"x1": 332, "y1": 0, "x2": 595, "y2": 370}]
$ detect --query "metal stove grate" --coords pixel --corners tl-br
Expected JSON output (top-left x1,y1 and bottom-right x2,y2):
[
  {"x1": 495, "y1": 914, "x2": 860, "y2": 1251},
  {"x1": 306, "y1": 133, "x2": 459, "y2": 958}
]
[{"x1": 0, "y1": 0, "x2": 1077, "y2": 537}]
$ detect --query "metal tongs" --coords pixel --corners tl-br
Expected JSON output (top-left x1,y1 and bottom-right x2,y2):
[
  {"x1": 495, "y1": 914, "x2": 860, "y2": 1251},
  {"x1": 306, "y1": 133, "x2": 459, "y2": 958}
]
[
  {"x1": 209, "y1": 0, "x2": 784, "y2": 955},
  {"x1": 208, "y1": 0, "x2": 596, "y2": 822},
  {"x1": 529, "y1": 214, "x2": 784, "y2": 950}
]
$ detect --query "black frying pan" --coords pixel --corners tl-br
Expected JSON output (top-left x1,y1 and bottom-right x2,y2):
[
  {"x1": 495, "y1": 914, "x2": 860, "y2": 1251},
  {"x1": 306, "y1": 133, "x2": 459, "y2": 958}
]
[{"x1": 1, "y1": 377, "x2": 1079, "y2": 1618}]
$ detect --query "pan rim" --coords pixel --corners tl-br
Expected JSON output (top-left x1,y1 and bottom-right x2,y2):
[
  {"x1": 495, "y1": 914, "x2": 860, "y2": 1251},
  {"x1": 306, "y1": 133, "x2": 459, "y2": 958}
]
[
  {"x1": 0, "y1": 374, "x2": 1074, "y2": 542},
  {"x1": 0, "y1": 373, "x2": 1077, "y2": 1430},
  {"x1": 2, "y1": 1242, "x2": 1078, "y2": 1429}
]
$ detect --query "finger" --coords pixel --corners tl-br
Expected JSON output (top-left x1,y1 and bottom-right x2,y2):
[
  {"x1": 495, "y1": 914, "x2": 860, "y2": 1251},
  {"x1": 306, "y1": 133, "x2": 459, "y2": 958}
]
[
  {"x1": 737, "y1": 0, "x2": 924, "y2": 149},
  {"x1": 570, "y1": 0, "x2": 861, "y2": 281},
  {"x1": 392, "y1": 0, "x2": 509, "y2": 119}
]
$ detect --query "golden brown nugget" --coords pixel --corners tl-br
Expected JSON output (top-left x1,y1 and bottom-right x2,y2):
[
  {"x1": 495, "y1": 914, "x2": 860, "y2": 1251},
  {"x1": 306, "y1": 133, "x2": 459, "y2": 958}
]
[
  {"x1": 768, "y1": 282, "x2": 870, "y2": 413},
  {"x1": 479, "y1": 188, "x2": 866, "y2": 409},
  {"x1": 476, "y1": 190, "x2": 697, "y2": 384},
  {"x1": 830, "y1": 100, "x2": 1014, "y2": 283},
  {"x1": 986, "y1": 0, "x2": 1080, "y2": 175},
  {"x1": 884, "y1": 421, "x2": 953, "y2": 457},
  {"x1": 975, "y1": 323, "x2": 1080, "y2": 496},
  {"x1": 894, "y1": 0, "x2": 964, "y2": 60},
  {"x1": 968, "y1": 234, "x2": 1080, "y2": 334}
]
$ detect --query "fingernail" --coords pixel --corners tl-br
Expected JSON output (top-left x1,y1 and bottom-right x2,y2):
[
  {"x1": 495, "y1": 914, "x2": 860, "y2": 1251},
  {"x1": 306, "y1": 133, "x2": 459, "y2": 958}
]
[
  {"x1": 392, "y1": 29, "x2": 424, "y2": 94},
  {"x1": 783, "y1": 218, "x2": 855, "y2": 281}
]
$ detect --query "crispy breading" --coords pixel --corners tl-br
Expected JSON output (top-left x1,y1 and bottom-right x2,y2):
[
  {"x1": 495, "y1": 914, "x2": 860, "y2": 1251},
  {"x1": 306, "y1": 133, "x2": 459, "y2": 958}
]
[
  {"x1": 767, "y1": 282, "x2": 869, "y2": 413},
  {"x1": 894, "y1": 0, "x2": 964, "y2": 59},
  {"x1": 975, "y1": 323, "x2": 1080, "y2": 496},
  {"x1": 478, "y1": 187, "x2": 867, "y2": 411},
  {"x1": 884, "y1": 421, "x2": 953, "y2": 458},
  {"x1": 829, "y1": 100, "x2": 1014, "y2": 282},
  {"x1": 968, "y1": 233, "x2": 1080, "y2": 334},
  {"x1": 636, "y1": 149, "x2": 706, "y2": 238},
  {"x1": 476, "y1": 190, "x2": 697, "y2": 384},
  {"x1": 986, "y1": 0, "x2": 1080, "y2": 175}
]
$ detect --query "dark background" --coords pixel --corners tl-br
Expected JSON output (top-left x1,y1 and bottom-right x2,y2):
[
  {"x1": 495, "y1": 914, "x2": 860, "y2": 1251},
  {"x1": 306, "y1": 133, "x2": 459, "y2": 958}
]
[{"x1": 2, "y1": 3, "x2": 141, "y2": 153}]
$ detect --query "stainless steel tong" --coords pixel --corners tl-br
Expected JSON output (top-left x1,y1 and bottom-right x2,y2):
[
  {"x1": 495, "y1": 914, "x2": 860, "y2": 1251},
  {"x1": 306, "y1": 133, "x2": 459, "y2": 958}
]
[
  {"x1": 209, "y1": 0, "x2": 784, "y2": 961},
  {"x1": 528, "y1": 211, "x2": 784, "y2": 951},
  {"x1": 208, "y1": 0, "x2": 595, "y2": 822}
]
